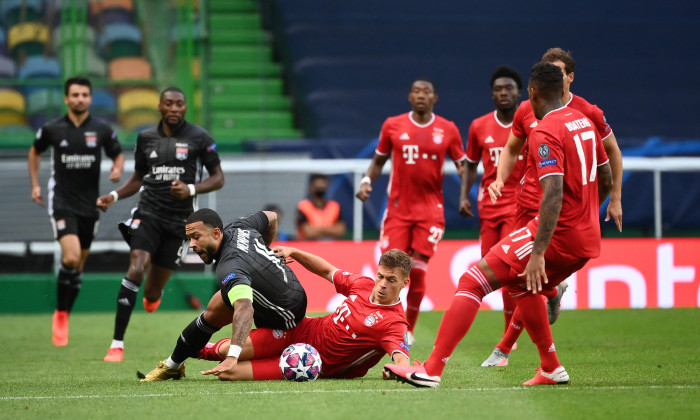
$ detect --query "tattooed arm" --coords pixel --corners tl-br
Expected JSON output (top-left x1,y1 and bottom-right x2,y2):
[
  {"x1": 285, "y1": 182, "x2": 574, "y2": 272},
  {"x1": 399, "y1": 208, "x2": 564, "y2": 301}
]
[
  {"x1": 523, "y1": 175, "x2": 563, "y2": 293},
  {"x1": 597, "y1": 162, "x2": 613, "y2": 208}
]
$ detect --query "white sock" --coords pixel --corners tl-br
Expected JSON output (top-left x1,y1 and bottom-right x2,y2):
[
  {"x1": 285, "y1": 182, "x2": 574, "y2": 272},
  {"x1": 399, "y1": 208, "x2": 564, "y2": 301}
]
[
  {"x1": 165, "y1": 357, "x2": 183, "y2": 370},
  {"x1": 110, "y1": 340, "x2": 124, "y2": 349}
]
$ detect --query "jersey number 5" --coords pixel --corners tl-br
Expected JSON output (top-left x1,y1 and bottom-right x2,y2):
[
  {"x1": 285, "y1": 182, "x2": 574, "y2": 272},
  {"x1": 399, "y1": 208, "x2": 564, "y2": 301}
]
[{"x1": 573, "y1": 130, "x2": 597, "y2": 185}]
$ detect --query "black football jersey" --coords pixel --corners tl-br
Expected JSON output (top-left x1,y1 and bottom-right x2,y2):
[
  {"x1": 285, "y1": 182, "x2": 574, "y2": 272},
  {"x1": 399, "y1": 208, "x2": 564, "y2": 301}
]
[{"x1": 33, "y1": 115, "x2": 122, "y2": 217}]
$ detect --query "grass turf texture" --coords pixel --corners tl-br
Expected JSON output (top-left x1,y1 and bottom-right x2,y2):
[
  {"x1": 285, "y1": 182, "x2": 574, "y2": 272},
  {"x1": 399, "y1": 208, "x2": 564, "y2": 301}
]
[{"x1": 1, "y1": 308, "x2": 698, "y2": 419}]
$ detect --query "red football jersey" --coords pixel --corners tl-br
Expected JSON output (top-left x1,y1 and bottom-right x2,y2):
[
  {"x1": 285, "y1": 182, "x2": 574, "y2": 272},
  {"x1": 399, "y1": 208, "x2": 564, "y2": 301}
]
[
  {"x1": 466, "y1": 110, "x2": 525, "y2": 220},
  {"x1": 528, "y1": 106, "x2": 610, "y2": 258},
  {"x1": 511, "y1": 94, "x2": 613, "y2": 213},
  {"x1": 376, "y1": 112, "x2": 466, "y2": 221},
  {"x1": 309, "y1": 270, "x2": 410, "y2": 378}
]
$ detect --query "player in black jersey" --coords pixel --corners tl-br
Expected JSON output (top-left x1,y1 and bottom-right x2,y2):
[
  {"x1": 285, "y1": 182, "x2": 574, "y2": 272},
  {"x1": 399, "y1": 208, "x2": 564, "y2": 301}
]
[
  {"x1": 138, "y1": 208, "x2": 308, "y2": 381},
  {"x1": 97, "y1": 87, "x2": 224, "y2": 362},
  {"x1": 28, "y1": 76, "x2": 124, "y2": 347}
]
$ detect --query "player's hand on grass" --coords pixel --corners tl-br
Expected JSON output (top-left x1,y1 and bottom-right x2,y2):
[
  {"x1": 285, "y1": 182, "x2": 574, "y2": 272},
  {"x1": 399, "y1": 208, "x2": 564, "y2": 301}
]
[
  {"x1": 488, "y1": 180, "x2": 503, "y2": 204},
  {"x1": 605, "y1": 198, "x2": 623, "y2": 232},
  {"x1": 201, "y1": 357, "x2": 238, "y2": 380},
  {"x1": 520, "y1": 252, "x2": 547, "y2": 293}
]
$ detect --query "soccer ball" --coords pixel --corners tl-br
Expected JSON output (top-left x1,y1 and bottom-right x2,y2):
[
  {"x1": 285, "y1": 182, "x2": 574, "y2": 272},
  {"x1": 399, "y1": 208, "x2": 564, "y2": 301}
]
[{"x1": 279, "y1": 343, "x2": 322, "y2": 381}]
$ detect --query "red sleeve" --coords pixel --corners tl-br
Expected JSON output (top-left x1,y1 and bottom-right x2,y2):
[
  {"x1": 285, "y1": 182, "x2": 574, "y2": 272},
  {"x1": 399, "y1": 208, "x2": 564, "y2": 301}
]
[
  {"x1": 465, "y1": 120, "x2": 481, "y2": 163},
  {"x1": 380, "y1": 315, "x2": 410, "y2": 360},
  {"x1": 332, "y1": 270, "x2": 372, "y2": 296},
  {"x1": 447, "y1": 121, "x2": 467, "y2": 162},
  {"x1": 375, "y1": 118, "x2": 393, "y2": 156},
  {"x1": 595, "y1": 131, "x2": 609, "y2": 166},
  {"x1": 513, "y1": 110, "x2": 528, "y2": 140},
  {"x1": 584, "y1": 104, "x2": 612, "y2": 140}
]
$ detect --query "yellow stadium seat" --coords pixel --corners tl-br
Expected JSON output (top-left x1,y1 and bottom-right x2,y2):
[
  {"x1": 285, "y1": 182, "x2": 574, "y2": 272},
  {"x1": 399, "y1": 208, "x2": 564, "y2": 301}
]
[
  {"x1": 8, "y1": 22, "x2": 49, "y2": 60},
  {"x1": 0, "y1": 89, "x2": 26, "y2": 113},
  {"x1": 119, "y1": 111, "x2": 159, "y2": 131},
  {"x1": 117, "y1": 88, "x2": 160, "y2": 114}
]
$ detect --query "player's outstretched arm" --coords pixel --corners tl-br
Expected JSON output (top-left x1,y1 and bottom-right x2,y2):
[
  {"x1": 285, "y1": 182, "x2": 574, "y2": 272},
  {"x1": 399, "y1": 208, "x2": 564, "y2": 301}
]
[
  {"x1": 272, "y1": 245, "x2": 337, "y2": 283},
  {"x1": 356, "y1": 153, "x2": 389, "y2": 202},
  {"x1": 202, "y1": 297, "x2": 253, "y2": 379},
  {"x1": 522, "y1": 175, "x2": 563, "y2": 293},
  {"x1": 488, "y1": 133, "x2": 525, "y2": 203},
  {"x1": 602, "y1": 133, "x2": 623, "y2": 231}
]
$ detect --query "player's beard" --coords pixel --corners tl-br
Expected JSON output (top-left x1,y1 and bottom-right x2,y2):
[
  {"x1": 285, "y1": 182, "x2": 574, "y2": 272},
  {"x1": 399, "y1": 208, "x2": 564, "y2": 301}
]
[{"x1": 199, "y1": 244, "x2": 217, "y2": 264}]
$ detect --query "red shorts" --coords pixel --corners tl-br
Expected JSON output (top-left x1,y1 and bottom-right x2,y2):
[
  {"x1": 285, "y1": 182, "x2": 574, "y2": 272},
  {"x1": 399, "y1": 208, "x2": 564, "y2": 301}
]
[
  {"x1": 514, "y1": 206, "x2": 538, "y2": 230},
  {"x1": 478, "y1": 215, "x2": 515, "y2": 257},
  {"x1": 379, "y1": 212, "x2": 445, "y2": 258},
  {"x1": 486, "y1": 218, "x2": 589, "y2": 297},
  {"x1": 247, "y1": 317, "x2": 320, "y2": 380}
]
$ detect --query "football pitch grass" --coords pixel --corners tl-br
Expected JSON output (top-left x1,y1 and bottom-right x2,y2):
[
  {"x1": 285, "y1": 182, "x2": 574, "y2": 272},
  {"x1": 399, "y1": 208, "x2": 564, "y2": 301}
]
[{"x1": 1, "y1": 308, "x2": 699, "y2": 419}]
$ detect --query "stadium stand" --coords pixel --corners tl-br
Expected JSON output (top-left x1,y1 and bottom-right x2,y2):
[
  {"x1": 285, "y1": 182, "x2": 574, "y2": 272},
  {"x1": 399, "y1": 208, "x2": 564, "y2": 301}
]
[
  {"x1": 1, "y1": 0, "x2": 43, "y2": 27},
  {"x1": 205, "y1": 0, "x2": 300, "y2": 151},
  {"x1": 98, "y1": 22, "x2": 142, "y2": 61},
  {"x1": 7, "y1": 21, "x2": 50, "y2": 61},
  {"x1": 116, "y1": 87, "x2": 160, "y2": 130}
]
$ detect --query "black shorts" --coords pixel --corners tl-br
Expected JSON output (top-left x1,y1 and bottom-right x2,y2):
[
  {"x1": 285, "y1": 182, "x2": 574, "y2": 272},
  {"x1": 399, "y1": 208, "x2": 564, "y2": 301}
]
[
  {"x1": 120, "y1": 209, "x2": 188, "y2": 270},
  {"x1": 50, "y1": 209, "x2": 98, "y2": 249}
]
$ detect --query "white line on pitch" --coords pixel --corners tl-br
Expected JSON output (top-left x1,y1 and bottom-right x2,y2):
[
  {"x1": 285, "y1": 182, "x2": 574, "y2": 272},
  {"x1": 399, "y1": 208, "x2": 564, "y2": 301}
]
[{"x1": 1, "y1": 384, "x2": 699, "y2": 401}]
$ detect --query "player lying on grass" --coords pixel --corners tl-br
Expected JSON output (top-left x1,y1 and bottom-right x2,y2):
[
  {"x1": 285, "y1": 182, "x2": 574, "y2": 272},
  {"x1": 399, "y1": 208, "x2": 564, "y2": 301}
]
[
  {"x1": 138, "y1": 242, "x2": 412, "y2": 381},
  {"x1": 194, "y1": 246, "x2": 413, "y2": 381}
]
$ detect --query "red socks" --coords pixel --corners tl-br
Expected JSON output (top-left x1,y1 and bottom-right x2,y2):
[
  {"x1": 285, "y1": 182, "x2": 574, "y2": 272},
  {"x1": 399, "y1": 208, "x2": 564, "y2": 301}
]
[
  {"x1": 515, "y1": 293, "x2": 561, "y2": 372},
  {"x1": 502, "y1": 291, "x2": 517, "y2": 333},
  {"x1": 405, "y1": 261, "x2": 427, "y2": 332},
  {"x1": 424, "y1": 265, "x2": 493, "y2": 377}
]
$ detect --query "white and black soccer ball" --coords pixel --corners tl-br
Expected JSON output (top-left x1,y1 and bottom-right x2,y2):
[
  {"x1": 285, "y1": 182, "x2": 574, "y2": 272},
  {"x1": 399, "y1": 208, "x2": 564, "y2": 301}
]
[{"x1": 279, "y1": 343, "x2": 322, "y2": 381}]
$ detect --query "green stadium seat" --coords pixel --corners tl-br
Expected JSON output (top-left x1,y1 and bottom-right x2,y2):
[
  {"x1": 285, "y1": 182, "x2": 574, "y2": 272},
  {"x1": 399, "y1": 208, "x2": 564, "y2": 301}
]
[
  {"x1": 52, "y1": 24, "x2": 97, "y2": 51},
  {"x1": 98, "y1": 23, "x2": 142, "y2": 61},
  {"x1": 0, "y1": 123, "x2": 35, "y2": 148},
  {"x1": 1, "y1": 0, "x2": 43, "y2": 28},
  {"x1": 61, "y1": 47, "x2": 108, "y2": 78},
  {"x1": 210, "y1": 45, "x2": 272, "y2": 62},
  {"x1": 208, "y1": 61, "x2": 279, "y2": 78},
  {"x1": 208, "y1": 78, "x2": 283, "y2": 96},
  {"x1": 209, "y1": 14, "x2": 260, "y2": 32},
  {"x1": 210, "y1": 111, "x2": 293, "y2": 130},
  {"x1": 26, "y1": 88, "x2": 63, "y2": 129}
]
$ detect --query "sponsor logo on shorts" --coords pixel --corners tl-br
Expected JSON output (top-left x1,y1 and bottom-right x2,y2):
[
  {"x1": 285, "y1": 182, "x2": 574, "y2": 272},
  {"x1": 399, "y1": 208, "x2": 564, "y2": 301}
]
[
  {"x1": 538, "y1": 144, "x2": 550, "y2": 158},
  {"x1": 57, "y1": 219, "x2": 66, "y2": 230},
  {"x1": 537, "y1": 158, "x2": 557, "y2": 169},
  {"x1": 221, "y1": 272, "x2": 237, "y2": 286},
  {"x1": 272, "y1": 329, "x2": 285, "y2": 339},
  {"x1": 131, "y1": 219, "x2": 141, "y2": 229}
]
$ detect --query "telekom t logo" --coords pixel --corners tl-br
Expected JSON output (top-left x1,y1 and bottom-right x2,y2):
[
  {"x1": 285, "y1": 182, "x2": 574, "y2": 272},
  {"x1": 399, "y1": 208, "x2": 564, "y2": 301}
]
[{"x1": 402, "y1": 145, "x2": 419, "y2": 164}]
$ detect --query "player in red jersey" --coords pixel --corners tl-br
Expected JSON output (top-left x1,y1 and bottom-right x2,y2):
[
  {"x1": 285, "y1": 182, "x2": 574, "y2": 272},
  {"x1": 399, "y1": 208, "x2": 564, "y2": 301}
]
[
  {"x1": 356, "y1": 78, "x2": 467, "y2": 346},
  {"x1": 196, "y1": 246, "x2": 412, "y2": 380},
  {"x1": 460, "y1": 65, "x2": 524, "y2": 334},
  {"x1": 383, "y1": 62, "x2": 613, "y2": 387},
  {"x1": 482, "y1": 48, "x2": 624, "y2": 366}
]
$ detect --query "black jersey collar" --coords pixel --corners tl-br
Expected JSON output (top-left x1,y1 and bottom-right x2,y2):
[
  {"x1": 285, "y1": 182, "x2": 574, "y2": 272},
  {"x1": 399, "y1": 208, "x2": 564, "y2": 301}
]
[
  {"x1": 157, "y1": 119, "x2": 188, "y2": 137},
  {"x1": 64, "y1": 113, "x2": 92, "y2": 128},
  {"x1": 213, "y1": 231, "x2": 230, "y2": 265}
]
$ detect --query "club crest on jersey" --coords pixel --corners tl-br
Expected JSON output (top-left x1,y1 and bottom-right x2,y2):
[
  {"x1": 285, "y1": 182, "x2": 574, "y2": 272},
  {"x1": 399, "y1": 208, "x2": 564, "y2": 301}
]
[
  {"x1": 432, "y1": 128, "x2": 444, "y2": 144},
  {"x1": 85, "y1": 132, "x2": 97, "y2": 148},
  {"x1": 175, "y1": 143, "x2": 189, "y2": 160},
  {"x1": 538, "y1": 144, "x2": 550, "y2": 159},
  {"x1": 364, "y1": 314, "x2": 377, "y2": 327},
  {"x1": 272, "y1": 329, "x2": 285, "y2": 339}
]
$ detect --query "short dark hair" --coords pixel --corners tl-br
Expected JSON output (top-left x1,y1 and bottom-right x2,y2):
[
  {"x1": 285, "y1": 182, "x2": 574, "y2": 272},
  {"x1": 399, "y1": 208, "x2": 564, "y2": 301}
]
[
  {"x1": 64, "y1": 76, "x2": 92, "y2": 95},
  {"x1": 530, "y1": 61, "x2": 564, "y2": 101},
  {"x1": 160, "y1": 86, "x2": 186, "y2": 102},
  {"x1": 378, "y1": 249, "x2": 413, "y2": 279},
  {"x1": 186, "y1": 208, "x2": 223, "y2": 231},
  {"x1": 309, "y1": 173, "x2": 328, "y2": 184},
  {"x1": 263, "y1": 203, "x2": 283, "y2": 217},
  {"x1": 541, "y1": 47, "x2": 576, "y2": 74},
  {"x1": 412, "y1": 77, "x2": 436, "y2": 94},
  {"x1": 490, "y1": 66, "x2": 522, "y2": 90}
]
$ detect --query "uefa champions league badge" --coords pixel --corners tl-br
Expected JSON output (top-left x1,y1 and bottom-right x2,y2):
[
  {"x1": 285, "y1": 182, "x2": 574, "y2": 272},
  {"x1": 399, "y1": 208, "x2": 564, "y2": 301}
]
[{"x1": 538, "y1": 144, "x2": 550, "y2": 159}]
